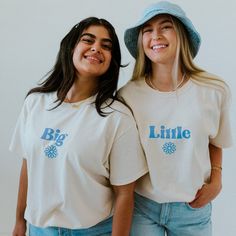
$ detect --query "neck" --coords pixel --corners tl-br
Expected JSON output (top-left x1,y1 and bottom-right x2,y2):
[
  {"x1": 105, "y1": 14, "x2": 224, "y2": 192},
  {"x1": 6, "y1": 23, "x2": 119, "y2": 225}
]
[{"x1": 65, "y1": 77, "x2": 98, "y2": 103}]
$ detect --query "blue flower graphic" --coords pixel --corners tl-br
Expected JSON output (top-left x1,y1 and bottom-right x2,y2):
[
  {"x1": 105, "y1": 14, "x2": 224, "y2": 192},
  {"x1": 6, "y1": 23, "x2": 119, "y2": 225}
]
[
  {"x1": 44, "y1": 144, "x2": 58, "y2": 158},
  {"x1": 162, "y1": 142, "x2": 176, "y2": 155}
]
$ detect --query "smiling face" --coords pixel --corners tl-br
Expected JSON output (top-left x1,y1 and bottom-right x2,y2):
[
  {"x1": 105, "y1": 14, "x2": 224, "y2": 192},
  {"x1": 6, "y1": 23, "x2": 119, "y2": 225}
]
[
  {"x1": 142, "y1": 14, "x2": 178, "y2": 65},
  {"x1": 72, "y1": 25, "x2": 112, "y2": 79}
]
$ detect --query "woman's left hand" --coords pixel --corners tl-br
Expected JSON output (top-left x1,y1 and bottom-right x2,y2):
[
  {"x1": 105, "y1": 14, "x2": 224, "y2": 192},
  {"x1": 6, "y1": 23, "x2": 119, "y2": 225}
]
[{"x1": 188, "y1": 182, "x2": 222, "y2": 208}]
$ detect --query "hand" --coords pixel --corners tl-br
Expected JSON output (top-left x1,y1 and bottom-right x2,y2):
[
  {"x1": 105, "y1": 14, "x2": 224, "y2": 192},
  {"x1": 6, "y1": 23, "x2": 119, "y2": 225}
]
[
  {"x1": 12, "y1": 220, "x2": 26, "y2": 236},
  {"x1": 189, "y1": 182, "x2": 222, "y2": 208}
]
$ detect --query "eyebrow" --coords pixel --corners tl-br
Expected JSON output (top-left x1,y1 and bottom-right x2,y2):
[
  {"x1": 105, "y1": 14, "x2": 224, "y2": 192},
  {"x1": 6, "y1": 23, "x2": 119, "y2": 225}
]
[{"x1": 80, "y1": 33, "x2": 112, "y2": 43}]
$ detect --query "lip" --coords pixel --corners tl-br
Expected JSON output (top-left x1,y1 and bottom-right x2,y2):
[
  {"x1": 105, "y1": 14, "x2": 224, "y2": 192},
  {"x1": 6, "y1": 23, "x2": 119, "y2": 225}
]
[{"x1": 84, "y1": 54, "x2": 104, "y2": 63}]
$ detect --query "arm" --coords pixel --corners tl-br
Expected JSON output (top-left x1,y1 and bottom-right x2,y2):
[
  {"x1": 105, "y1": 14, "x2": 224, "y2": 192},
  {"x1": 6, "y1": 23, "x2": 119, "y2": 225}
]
[
  {"x1": 111, "y1": 182, "x2": 135, "y2": 236},
  {"x1": 12, "y1": 159, "x2": 28, "y2": 236},
  {"x1": 189, "y1": 144, "x2": 222, "y2": 208},
  {"x1": 208, "y1": 143, "x2": 222, "y2": 191}
]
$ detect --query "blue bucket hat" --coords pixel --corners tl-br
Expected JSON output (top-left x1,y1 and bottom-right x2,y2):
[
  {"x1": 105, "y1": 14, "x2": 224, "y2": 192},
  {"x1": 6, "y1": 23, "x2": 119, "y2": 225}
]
[{"x1": 124, "y1": 1, "x2": 201, "y2": 58}]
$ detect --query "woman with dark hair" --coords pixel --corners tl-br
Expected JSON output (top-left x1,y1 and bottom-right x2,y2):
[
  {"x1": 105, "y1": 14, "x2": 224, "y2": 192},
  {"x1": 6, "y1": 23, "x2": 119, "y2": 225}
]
[{"x1": 10, "y1": 17, "x2": 147, "y2": 236}]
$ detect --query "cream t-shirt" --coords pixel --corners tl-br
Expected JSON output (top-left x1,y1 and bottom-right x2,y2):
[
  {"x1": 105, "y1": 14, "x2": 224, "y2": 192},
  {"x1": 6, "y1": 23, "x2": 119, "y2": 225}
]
[
  {"x1": 9, "y1": 92, "x2": 148, "y2": 228},
  {"x1": 119, "y1": 78, "x2": 232, "y2": 203}
]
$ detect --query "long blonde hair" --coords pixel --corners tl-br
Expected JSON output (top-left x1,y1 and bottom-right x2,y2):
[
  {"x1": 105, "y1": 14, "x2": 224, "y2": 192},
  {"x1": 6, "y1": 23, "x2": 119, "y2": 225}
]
[{"x1": 131, "y1": 16, "x2": 229, "y2": 95}]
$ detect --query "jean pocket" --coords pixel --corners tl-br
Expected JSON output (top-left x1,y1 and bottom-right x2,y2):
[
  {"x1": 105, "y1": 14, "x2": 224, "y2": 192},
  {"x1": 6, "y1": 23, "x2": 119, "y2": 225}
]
[{"x1": 185, "y1": 202, "x2": 211, "y2": 211}]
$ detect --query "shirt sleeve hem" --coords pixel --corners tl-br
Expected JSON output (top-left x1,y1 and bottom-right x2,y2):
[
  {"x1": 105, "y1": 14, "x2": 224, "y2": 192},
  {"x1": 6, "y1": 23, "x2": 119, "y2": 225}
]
[
  {"x1": 209, "y1": 140, "x2": 233, "y2": 149},
  {"x1": 110, "y1": 168, "x2": 148, "y2": 186}
]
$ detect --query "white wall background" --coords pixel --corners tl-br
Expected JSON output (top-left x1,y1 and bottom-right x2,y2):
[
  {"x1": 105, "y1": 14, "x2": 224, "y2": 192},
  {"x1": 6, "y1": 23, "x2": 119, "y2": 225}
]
[{"x1": 1, "y1": 0, "x2": 235, "y2": 235}]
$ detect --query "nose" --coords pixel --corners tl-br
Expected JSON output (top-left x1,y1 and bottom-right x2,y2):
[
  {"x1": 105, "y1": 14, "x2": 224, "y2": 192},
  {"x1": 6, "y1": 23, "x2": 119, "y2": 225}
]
[
  {"x1": 152, "y1": 29, "x2": 162, "y2": 40},
  {"x1": 152, "y1": 34, "x2": 162, "y2": 40},
  {"x1": 90, "y1": 42, "x2": 101, "y2": 53}
]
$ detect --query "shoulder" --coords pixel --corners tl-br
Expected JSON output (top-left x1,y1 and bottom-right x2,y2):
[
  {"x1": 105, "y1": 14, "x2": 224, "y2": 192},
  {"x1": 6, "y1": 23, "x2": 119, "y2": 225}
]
[
  {"x1": 118, "y1": 79, "x2": 145, "y2": 96},
  {"x1": 24, "y1": 92, "x2": 55, "y2": 110},
  {"x1": 191, "y1": 75, "x2": 230, "y2": 108},
  {"x1": 104, "y1": 100, "x2": 133, "y2": 119},
  {"x1": 24, "y1": 92, "x2": 40, "y2": 108},
  {"x1": 191, "y1": 72, "x2": 229, "y2": 94},
  {"x1": 99, "y1": 100, "x2": 138, "y2": 132}
]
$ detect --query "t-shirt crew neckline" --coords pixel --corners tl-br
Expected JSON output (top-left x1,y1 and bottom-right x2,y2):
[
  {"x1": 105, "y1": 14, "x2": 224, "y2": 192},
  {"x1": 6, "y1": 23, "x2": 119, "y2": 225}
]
[{"x1": 49, "y1": 92, "x2": 96, "y2": 110}]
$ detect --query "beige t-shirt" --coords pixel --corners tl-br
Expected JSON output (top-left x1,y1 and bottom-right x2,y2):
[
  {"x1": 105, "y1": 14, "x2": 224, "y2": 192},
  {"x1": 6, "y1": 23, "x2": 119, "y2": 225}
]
[
  {"x1": 119, "y1": 78, "x2": 232, "y2": 203},
  {"x1": 9, "y1": 92, "x2": 148, "y2": 228}
]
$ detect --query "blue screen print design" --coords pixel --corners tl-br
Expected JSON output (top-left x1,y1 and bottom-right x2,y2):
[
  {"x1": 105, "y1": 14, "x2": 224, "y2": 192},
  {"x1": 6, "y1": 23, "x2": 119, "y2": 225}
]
[
  {"x1": 41, "y1": 128, "x2": 68, "y2": 158},
  {"x1": 149, "y1": 125, "x2": 191, "y2": 155}
]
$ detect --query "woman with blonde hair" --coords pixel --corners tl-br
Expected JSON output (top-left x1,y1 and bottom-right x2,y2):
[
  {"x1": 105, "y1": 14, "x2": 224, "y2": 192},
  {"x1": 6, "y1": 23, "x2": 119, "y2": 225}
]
[{"x1": 119, "y1": 1, "x2": 232, "y2": 235}]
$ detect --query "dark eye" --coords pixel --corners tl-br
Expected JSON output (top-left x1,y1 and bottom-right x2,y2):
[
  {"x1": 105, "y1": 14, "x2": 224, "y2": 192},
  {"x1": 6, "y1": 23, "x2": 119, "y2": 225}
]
[
  {"x1": 102, "y1": 44, "x2": 112, "y2": 51},
  {"x1": 80, "y1": 37, "x2": 94, "y2": 44},
  {"x1": 161, "y1": 24, "x2": 173, "y2": 31},
  {"x1": 142, "y1": 28, "x2": 152, "y2": 34}
]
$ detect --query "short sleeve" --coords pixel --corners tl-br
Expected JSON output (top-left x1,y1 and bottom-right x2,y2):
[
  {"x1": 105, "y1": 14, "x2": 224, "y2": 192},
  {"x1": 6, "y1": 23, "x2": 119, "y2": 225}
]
[
  {"x1": 210, "y1": 91, "x2": 233, "y2": 148},
  {"x1": 109, "y1": 119, "x2": 148, "y2": 186},
  {"x1": 9, "y1": 99, "x2": 29, "y2": 159}
]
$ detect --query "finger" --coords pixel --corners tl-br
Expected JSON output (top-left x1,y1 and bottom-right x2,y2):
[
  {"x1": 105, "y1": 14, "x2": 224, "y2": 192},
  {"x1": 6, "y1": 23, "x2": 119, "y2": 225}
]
[
  {"x1": 189, "y1": 190, "x2": 203, "y2": 204},
  {"x1": 189, "y1": 200, "x2": 203, "y2": 208},
  {"x1": 191, "y1": 195, "x2": 210, "y2": 208},
  {"x1": 189, "y1": 195, "x2": 205, "y2": 207}
]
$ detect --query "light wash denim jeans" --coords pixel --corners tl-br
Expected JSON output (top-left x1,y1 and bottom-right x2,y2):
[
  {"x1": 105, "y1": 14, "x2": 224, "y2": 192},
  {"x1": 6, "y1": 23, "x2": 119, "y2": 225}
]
[
  {"x1": 130, "y1": 193, "x2": 212, "y2": 236},
  {"x1": 29, "y1": 216, "x2": 112, "y2": 236}
]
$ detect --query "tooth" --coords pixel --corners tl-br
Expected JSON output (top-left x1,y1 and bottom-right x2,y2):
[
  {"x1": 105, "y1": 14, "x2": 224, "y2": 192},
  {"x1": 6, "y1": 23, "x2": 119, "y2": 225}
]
[{"x1": 153, "y1": 45, "x2": 166, "y2": 50}]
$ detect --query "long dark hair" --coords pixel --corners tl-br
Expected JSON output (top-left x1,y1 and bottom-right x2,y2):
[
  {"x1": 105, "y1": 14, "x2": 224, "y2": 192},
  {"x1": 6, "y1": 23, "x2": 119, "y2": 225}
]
[{"x1": 27, "y1": 17, "x2": 123, "y2": 116}]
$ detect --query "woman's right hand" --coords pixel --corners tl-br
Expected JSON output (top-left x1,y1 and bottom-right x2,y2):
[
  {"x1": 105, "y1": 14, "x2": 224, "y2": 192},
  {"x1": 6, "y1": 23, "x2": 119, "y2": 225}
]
[{"x1": 12, "y1": 219, "x2": 26, "y2": 236}]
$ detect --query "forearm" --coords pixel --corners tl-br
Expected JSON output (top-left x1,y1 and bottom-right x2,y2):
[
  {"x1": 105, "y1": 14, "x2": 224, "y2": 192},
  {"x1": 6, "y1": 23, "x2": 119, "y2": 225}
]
[
  {"x1": 209, "y1": 144, "x2": 222, "y2": 187},
  {"x1": 112, "y1": 193, "x2": 134, "y2": 236},
  {"x1": 16, "y1": 159, "x2": 28, "y2": 222},
  {"x1": 189, "y1": 144, "x2": 223, "y2": 207},
  {"x1": 12, "y1": 159, "x2": 28, "y2": 236},
  {"x1": 112, "y1": 183, "x2": 135, "y2": 236}
]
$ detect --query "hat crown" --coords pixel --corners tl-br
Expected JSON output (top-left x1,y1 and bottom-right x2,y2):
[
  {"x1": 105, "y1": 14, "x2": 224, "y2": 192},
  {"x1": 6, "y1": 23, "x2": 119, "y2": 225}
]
[{"x1": 142, "y1": 1, "x2": 186, "y2": 19}]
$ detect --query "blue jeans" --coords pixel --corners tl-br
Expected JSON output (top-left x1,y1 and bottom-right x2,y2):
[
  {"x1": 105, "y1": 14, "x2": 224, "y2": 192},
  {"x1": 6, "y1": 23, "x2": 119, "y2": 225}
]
[
  {"x1": 131, "y1": 193, "x2": 212, "y2": 236},
  {"x1": 29, "y1": 216, "x2": 112, "y2": 236}
]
